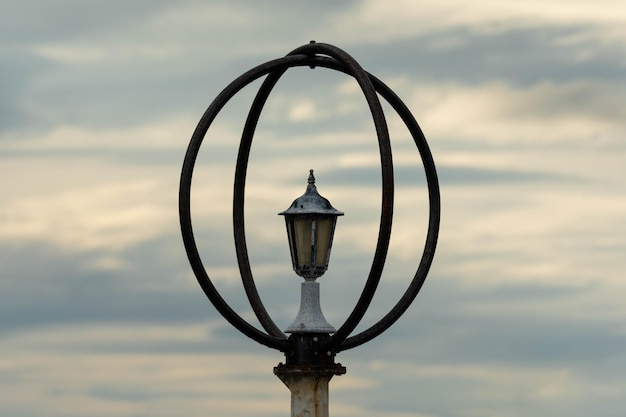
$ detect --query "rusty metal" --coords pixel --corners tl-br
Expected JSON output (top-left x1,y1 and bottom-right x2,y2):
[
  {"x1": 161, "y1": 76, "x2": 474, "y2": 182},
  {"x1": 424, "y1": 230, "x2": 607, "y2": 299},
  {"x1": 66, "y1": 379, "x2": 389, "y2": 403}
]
[
  {"x1": 274, "y1": 333, "x2": 346, "y2": 416},
  {"x1": 232, "y1": 42, "x2": 394, "y2": 348},
  {"x1": 179, "y1": 42, "x2": 441, "y2": 411}
]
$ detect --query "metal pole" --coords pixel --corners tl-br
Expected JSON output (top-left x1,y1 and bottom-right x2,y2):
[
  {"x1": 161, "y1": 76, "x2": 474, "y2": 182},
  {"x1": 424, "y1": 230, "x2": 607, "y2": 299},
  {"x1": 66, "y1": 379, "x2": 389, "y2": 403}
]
[
  {"x1": 274, "y1": 333, "x2": 345, "y2": 417},
  {"x1": 275, "y1": 359, "x2": 345, "y2": 417}
]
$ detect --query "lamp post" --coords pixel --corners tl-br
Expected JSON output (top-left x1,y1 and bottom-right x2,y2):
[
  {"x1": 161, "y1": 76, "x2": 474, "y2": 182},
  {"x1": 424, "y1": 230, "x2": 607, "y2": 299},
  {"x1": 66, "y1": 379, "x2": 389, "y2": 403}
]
[
  {"x1": 276, "y1": 169, "x2": 344, "y2": 416},
  {"x1": 280, "y1": 169, "x2": 342, "y2": 334},
  {"x1": 179, "y1": 41, "x2": 440, "y2": 417}
]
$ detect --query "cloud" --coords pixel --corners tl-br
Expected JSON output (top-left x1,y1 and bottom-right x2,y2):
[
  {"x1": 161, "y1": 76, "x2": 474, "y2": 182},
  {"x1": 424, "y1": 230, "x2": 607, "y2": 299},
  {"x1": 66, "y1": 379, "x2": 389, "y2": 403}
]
[
  {"x1": 388, "y1": 80, "x2": 625, "y2": 148},
  {"x1": 0, "y1": 180, "x2": 171, "y2": 253},
  {"x1": 0, "y1": 323, "x2": 288, "y2": 417},
  {"x1": 1, "y1": 2, "x2": 626, "y2": 417},
  {"x1": 0, "y1": 116, "x2": 197, "y2": 151},
  {"x1": 327, "y1": 0, "x2": 626, "y2": 45}
]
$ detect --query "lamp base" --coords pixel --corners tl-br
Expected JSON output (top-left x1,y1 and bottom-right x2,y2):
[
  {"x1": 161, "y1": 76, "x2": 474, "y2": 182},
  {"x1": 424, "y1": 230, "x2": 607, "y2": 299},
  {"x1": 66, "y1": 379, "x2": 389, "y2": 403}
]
[{"x1": 286, "y1": 281, "x2": 335, "y2": 333}]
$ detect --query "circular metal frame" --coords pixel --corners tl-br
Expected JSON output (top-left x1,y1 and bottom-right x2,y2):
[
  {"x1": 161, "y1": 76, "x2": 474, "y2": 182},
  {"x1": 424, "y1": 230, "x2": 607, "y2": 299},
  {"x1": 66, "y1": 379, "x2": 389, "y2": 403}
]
[{"x1": 179, "y1": 42, "x2": 440, "y2": 353}]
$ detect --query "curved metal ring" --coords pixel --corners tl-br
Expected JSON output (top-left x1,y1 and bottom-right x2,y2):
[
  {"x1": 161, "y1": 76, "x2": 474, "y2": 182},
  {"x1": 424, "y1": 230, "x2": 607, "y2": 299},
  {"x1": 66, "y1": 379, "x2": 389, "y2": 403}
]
[
  {"x1": 275, "y1": 58, "x2": 440, "y2": 352},
  {"x1": 230, "y1": 49, "x2": 440, "y2": 351},
  {"x1": 333, "y1": 70, "x2": 440, "y2": 352},
  {"x1": 180, "y1": 55, "x2": 309, "y2": 351},
  {"x1": 233, "y1": 42, "x2": 394, "y2": 345},
  {"x1": 180, "y1": 43, "x2": 440, "y2": 353}
]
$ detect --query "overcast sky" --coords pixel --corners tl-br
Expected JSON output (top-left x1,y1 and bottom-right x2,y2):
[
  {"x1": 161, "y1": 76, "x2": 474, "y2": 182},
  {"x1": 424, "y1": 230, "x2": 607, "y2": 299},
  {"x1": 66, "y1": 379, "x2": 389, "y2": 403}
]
[{"x1": 2, "y1": 1, "x2": 626, "y2": 416}]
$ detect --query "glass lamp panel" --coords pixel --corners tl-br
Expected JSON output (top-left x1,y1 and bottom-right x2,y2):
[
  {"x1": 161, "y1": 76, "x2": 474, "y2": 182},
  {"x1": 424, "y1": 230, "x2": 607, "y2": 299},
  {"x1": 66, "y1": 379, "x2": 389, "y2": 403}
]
[
  {"x1": 293, "y1": 217, "x2": 313, "y2": 267},
  {"x1": 284, "y1": 218, "x2": 297, "y2": 268},
  {"x1": 314, "y1": 217, "x2": 334, "y2": 267}
]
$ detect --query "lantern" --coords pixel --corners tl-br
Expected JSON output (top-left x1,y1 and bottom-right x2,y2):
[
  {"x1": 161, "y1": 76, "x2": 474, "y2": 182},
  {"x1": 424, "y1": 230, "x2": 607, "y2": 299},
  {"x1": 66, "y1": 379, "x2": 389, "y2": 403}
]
[
  {"x1": 279, "y1": 170, "x2": 343, "y2": 333},
  {"x1": 279, "y1": 170, "x2": 343, "y2": 280}
]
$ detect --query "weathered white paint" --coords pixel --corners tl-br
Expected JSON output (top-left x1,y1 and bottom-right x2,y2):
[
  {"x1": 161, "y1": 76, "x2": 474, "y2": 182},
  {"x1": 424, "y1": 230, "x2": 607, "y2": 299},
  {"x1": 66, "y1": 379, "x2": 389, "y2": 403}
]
[
  {"x1": 285, "y1": 281, "x2": 335, "y2": 334},
  {"x1": 276, "y1": 369, "x2": 339, "y2": 417}
]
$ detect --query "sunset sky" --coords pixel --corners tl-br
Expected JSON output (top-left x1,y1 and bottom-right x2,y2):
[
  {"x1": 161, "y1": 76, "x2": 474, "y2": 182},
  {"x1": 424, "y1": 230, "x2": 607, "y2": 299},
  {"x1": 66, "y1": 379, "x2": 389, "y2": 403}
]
[{"x1": 2, "y1": 1, "x2": 626, "y2": 416}]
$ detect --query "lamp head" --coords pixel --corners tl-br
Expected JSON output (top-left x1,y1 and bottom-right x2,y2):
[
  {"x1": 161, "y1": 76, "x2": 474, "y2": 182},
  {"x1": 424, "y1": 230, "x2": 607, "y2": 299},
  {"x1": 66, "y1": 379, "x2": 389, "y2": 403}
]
[{"x1": 279, "y1": 170, "x2": 343, "y2": 280}]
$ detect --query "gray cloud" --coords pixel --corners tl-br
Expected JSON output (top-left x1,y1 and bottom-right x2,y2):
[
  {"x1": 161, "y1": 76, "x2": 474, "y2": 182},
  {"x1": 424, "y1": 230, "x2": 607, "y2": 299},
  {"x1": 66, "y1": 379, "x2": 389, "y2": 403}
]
[
  {"x1": 0, "y1": 50, "x2": 53, "y2": 132},
  {"x1": 2, "y1": 2, "x2": 626, "y2": 416},
  {"x1": 1, "y1": 1, "x2": 178, "y2": 43},
  {"x1": 6, "y1": 14, "x2": 623, "y2": 136},
  {"x1": 349, "y1": 25, "x2": 626, "y2": 85},
  {"x1": 320, "y1": 165, "x2": 572, "y2": 187}
]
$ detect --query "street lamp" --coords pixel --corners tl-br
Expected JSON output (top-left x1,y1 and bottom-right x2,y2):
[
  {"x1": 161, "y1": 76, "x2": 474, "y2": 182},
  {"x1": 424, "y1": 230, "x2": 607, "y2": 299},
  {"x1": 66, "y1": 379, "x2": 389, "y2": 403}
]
[
  {"x1": 280, "y1": 169, "x2": 343, "y2": 282},
  {"x1": 179, "y1": 41, "x2": 440, "y2": 417},
  {"x1": 280, "y1": 169, "x2": 343, "y2": 334}
]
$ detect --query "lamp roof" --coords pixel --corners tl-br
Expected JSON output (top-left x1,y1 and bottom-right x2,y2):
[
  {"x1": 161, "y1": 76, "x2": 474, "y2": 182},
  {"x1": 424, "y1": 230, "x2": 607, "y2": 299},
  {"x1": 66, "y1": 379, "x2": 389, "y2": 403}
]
[{"x1": 279, "y1": 170, "x2": 344, "y2": 216}]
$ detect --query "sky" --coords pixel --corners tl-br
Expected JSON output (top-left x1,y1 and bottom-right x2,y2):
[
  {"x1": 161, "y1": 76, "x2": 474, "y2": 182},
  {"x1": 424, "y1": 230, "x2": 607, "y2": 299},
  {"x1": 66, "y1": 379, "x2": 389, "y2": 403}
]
[{"x1": 1, "y1": 1, "x2": 626, "y2": 416}]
